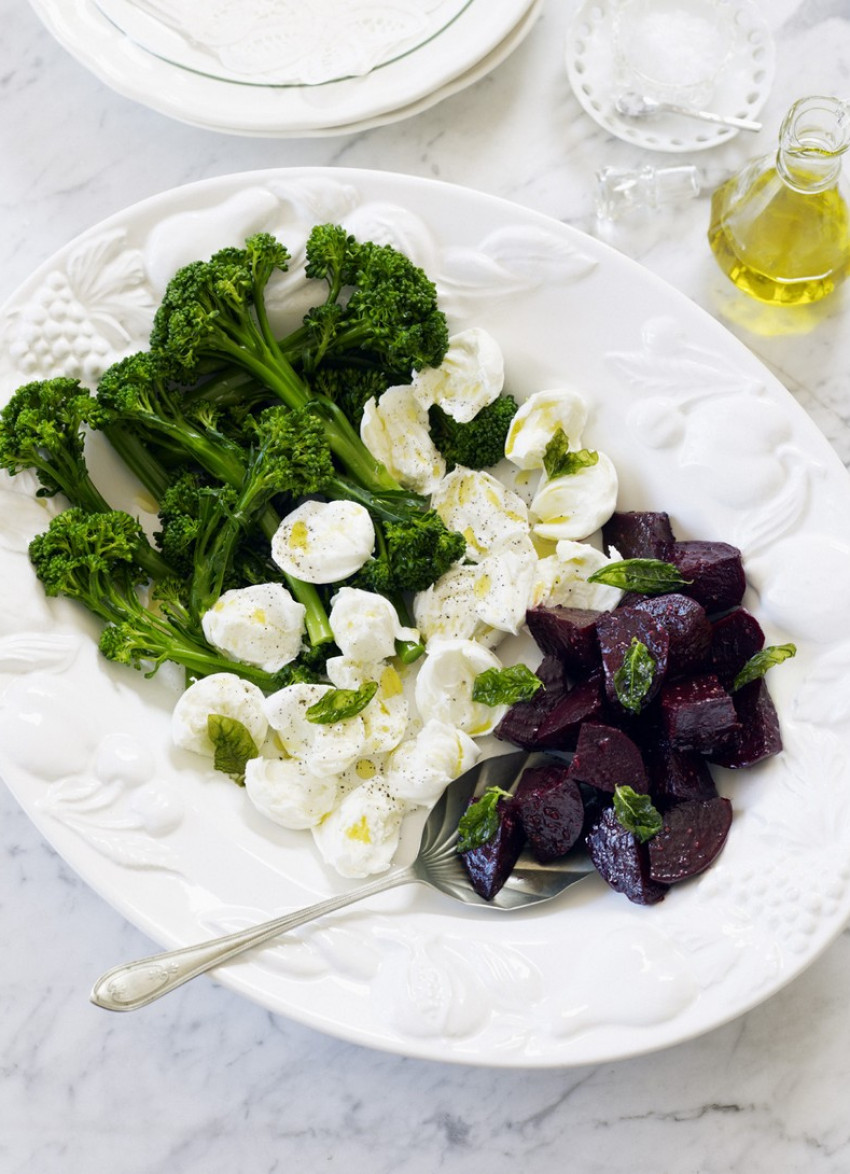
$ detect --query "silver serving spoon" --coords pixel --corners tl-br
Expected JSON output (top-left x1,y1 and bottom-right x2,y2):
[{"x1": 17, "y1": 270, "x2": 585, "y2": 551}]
[
  {"x1": 614, "y1": 90, "x2": 762, "y2": 132},
  {"x1": 90, "y1": 750, "x2": 592, "y2": 1012}
]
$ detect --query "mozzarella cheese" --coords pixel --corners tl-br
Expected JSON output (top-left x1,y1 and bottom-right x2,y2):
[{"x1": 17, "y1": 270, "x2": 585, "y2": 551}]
[
  {"x1": 430, "y1": 466, "x2": 529, "y2": 562},
  {"x1": 531, "y1": 540, "x2": 624, "y2": 612},
  {"x1": 504, "y1": 388, "x2": 589, "y2": 470},
  {"x1": 337, "y1": 753, "x2": 390, "y2": 796},
  {"x1": 472, "y1": 537, "x2": 538, "y2": 635},
  {"x1": 325, "y1": 657, "x2": 409, "y2": 756},
  {"x1": 385, "y1": 718, "x2": 480, "y2": 807},
  {"x1": 530, "y1": 449, "x2": 619, "y2": 542},
  {"x1": 414, "y1": 638, "x2": 506, "y2": 736},
  {"x1": 270, "y1": 500, "x2": 374, "y2": 584},
  {"x1": 360, "y1": 386, "x2": 446, "y2": 494},
  {"x1": 201, "y1": 582, "x2": 306, "y2": 673},
  {"x1": 263, "y1": 682, "x2": 366, "y2": 777},
  {"x1": 412, "y1": 531, "x2": 537, "y2": 648},
  {"x1": 329, "y1": 586, "x2": 419, "y2": 662},
  {"x1": 411, "y1": 327, "x2": 504, "y2": 423},
  {"x1": 171, "y1": 672, "x2": 268, "y2": 758},
  {"x1": 244, "y1": 755, "x2": 339, "y2": 830},
  {"x1": 413, "y1": 563, "x2": 495, "y2": 646},
  {"x1": 311, "y1": 777, "x2": 407, "y2": 878}
]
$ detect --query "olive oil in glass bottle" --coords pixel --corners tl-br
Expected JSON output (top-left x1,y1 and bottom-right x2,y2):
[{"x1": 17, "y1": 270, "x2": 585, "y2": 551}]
[{"x1": 708, "y1": 96, "x2": 850, "y2": 305}]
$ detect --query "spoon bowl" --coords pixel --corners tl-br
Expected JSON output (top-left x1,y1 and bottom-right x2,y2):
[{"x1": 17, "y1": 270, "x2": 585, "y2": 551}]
[{"x1": 90, "y1": 750, "x2": 592, "y2": 1011}]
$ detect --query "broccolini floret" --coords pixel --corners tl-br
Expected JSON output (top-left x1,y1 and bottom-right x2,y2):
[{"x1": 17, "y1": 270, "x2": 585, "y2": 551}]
[
  {"x1": 28, "y1": 508, "x2": 291, "y2": 691},
  {"x1": 0, "y1": 377, "x2": 173, "y2": 582},
  {"x1": 245, "y1": 403, "x2": 337, "y2": 503},
  {"x1": 355, "y1": 511, "x2": 467, "y2": 596},
  {"x1": 0, "y1": 377, "x2": 105, "y2": 505},
  {"x1": 309, "y1": 364, "x2": 390, "y2": 429},
  {"x1": 295, "y1": 224, "x2": 449, "y2": 377},
  {"x1": 428, "y1": 395, "x2": 519, "y2": 471}
]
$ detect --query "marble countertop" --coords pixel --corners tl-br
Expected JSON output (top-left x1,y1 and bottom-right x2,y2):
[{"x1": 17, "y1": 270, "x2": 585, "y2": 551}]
[{"x1": 2, "y1": 0, "x2": 850, "y2": 1170}]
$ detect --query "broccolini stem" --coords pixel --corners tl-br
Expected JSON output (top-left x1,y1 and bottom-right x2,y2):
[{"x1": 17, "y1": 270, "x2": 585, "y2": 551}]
[
  {"x1": 148, "y1": 416, "x2": 247, "y2": 487},
  {"x1": 252, "y1": 282, "x2": 285, "y2": 364},
  {"x1": 102, "y1": 425, "x2": 175, "y2": 503},
  {"x1": 162, "y1": 645, "x2": 281, "y2": 690},
  {"x1": 124, "y1": 621, "x2": 291, "y2": 692},
  {"x1": 205, "y1": 332, "x2": 405, "y2": 496},
  {"x1": 209, "y1": 335, "x2": 311, "y2": 413},
  {"x1": 311, "y1": 397, "x2": 403, "y2": 494},
  {"x1": 325, "y1": 475, "x2": 428, "y2": 524},
  {"x1": 396, "y1": 637, "x2": 425, "y2": 664},
  {"x1": 284, "y1": 576, "x2": 334, "y2": 648},
  {"x1": 370, "y1": 528, "x2": 423, "y2": 664},
  {"x1": 184, "y1": 369, "x2": 262, "y2": 408},
  {"x1": 135, "y1": 543, "x2": 178, "y2": 584}
]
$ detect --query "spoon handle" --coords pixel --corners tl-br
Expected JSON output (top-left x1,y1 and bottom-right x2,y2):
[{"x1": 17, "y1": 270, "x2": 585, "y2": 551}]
[
  {"x1": 90, "y1": 866, "x2": 417, "y2": 1012},
  {"x1": 664, "y1": 103, "x2": 762, "y2": 132}
]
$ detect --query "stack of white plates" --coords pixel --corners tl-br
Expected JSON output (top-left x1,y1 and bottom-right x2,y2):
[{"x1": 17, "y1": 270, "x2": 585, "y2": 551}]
[{"x1": 28, "y1": 0, "x2": 542, "y2": 136}]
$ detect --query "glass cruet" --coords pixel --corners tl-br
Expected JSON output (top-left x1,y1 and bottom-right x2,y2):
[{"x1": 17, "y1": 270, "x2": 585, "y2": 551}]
[{"x1": 708, "y1": 95, "x2": 850, "y2": 305}]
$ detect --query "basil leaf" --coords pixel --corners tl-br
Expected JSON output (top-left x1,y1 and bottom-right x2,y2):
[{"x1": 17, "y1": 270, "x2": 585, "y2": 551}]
[
  {"x1": 472, "y1": 664, "x2": 543, "y2": 707},
  {"x1": 732, "y1": 642, "x2": 797, "y2": 691},
  {"x1": 587, "y1": 558, "x2": 692, "y2": 594},
  {"x1": 613, "y1": 785, "x2": 663, "y2": 843},
  {"x1": 456, "y1": 786, "x2": 513, "y2": 854},
  {"x1": 207, "y1": 713, "x2": 259, "y2": 785},
  {"x1": 306, "y1": 681, "x2": 378, "y2": 724},
  {"x1": 613, "y1": 637, "x2": 656, "y2": 714},
  {"x1": 542, "y1": 429, "x2": 599, "y2": 479}
]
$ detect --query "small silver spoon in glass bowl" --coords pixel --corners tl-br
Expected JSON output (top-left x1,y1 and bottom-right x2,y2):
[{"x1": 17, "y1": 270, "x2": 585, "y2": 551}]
[
  {"x1": 614, "y1": 90, "x2": 762, "y2": 132},
  {"x1": 90, "y1": 750, "x2": 592, "y2": 1012}
]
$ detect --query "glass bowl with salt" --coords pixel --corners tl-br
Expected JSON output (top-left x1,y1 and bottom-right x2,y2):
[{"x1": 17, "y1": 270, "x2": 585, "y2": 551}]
[{"x1": 612, "y1": 0, "x2": 736, "y2": 110}]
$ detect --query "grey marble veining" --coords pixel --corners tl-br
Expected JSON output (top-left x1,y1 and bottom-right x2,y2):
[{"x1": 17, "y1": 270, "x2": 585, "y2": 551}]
[{"x1": 2, "y1": 0, "x2": 850, "y2": 1170}]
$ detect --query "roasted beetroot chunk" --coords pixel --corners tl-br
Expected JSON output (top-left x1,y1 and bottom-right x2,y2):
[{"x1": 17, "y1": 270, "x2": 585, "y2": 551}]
[
  {"x1": 533, "y1": 672, "x2": 609, "y2": 750},
  {"x1": 596, "y1": 606, "x2": 670, "y2": 712},
  {"x1": 660, "y1": 672, "x2": 740, "y2": 754},
  {"x1": 710, "y1": 679, "x2": 783, "y2": 769},
  {"x1": 514, "y1": 762, "x2": 586, "y2": 862},
  {"x1": 648, "y1": 796, "x2": 733, "y2": 883},
  {"x1": 633, "y1": 594, "x2": 712, "y2": 679},
  {"x1": 710, "y1": 608, "x2": 766, "y2": 688},
  {"x1": 602, "y1": 510, "x2": 675, "y2": 558},
  {"x1": 644, "y1": 736, "x2": 719, "y2": 806},
  {"x1": 576, "y1": 781, "x2": 610, "y2": 838},
  {"x1": 525, "y1": 606, "x2": 601, "y2": 676},
  {"x1": 460, "y1": 799, "x2": 526, "y2": 901},
  {"x1": 568, "y1": 721, "x2": 650, "y2": 794},
  {"x1": 535, "y1": 653, "x2": 570, "y2": 692},
  {"x1": 493, "y1": 663, "x2": 569, "y2": 748},
  {"x1": 496, "y1": 671, "x2": 607, "y2": 751},
  {"x1": 665, "y1": 540, "x2": 746, "y2": 613},
  {"x1": 586, "y1": 808, "x2": 669, "y2": 905}
]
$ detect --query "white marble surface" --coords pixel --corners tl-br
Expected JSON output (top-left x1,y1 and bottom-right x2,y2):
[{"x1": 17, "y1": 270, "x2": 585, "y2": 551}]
[{"x1": 2, "y1": 0, "x2": 850, "y2": 1170}]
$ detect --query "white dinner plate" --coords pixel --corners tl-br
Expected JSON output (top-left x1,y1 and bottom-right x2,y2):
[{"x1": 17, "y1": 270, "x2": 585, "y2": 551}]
[
  {"x1": 2, "y1": 169, "x2": 850, "y2": 1068},
  {"x1": 27, "y1": 0, "x2": 535, "y2": 135},
  {"x1": 268, "y1": 0, "x2": 544, "y2": 140},
  {"x1": 91, "y1": 0, "x2": 473, "y2": 87}
]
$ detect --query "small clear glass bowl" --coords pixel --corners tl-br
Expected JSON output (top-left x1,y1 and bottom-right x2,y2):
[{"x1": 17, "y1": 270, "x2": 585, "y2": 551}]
[{"x1": 612, "y1": 0, "x2": 736, "y2": 108}]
